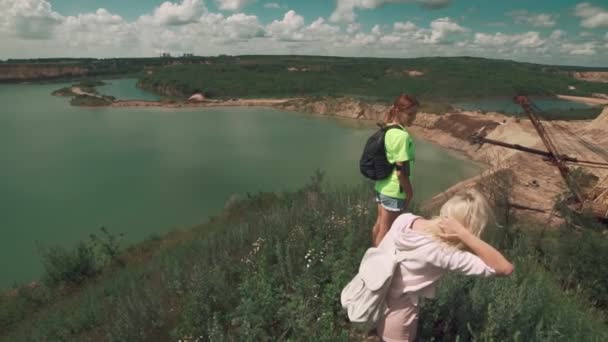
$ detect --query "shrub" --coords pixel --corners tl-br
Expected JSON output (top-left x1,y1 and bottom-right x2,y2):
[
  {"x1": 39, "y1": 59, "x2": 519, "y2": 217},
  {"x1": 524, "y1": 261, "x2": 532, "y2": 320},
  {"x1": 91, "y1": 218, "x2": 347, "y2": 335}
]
[
  {"x1": 39, "y1": 227, "x2": 123, "y2": 287},
  {"x1": 543, "y1": 228, "x2": 608, "y2": 311},
  {"x1": 90, "y1": 227, "x2": 124, "y2": 266},
  {"x1": 41, "y1": 242, "x2": 97, "y2": 286}
]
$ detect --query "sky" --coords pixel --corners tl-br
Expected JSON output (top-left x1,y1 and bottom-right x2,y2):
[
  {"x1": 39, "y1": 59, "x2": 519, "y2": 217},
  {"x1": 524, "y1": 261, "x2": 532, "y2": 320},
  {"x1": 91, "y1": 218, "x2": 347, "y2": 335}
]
[{"x1": 1, "y1": 0, "x2": 607, "y2": 66}]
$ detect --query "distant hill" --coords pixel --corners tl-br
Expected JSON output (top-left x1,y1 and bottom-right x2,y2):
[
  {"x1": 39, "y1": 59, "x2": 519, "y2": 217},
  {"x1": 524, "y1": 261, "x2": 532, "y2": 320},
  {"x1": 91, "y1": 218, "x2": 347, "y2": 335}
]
[
  {"x1": 136, "y1": 55, "x2": 608, "y2": 101},
  {"x1": 3, "y1": 55, "x2": 608, "y2": 103}
]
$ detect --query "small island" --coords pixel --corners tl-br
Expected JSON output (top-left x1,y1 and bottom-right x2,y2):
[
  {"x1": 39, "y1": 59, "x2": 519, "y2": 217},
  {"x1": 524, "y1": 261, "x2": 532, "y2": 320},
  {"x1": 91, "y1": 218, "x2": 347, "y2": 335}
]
[
  {"x1": 52, "y1": 80, "x2": 115, "y2": 107},
  {"x1": 52, "y1": 80, "x2": 296, "y2": 108}
]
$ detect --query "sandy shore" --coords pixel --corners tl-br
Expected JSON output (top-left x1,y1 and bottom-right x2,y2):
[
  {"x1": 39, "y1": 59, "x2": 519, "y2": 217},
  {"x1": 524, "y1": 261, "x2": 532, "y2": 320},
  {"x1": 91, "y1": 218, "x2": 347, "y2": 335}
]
[
  {"x1": 276, "y1": 97, "x2": 608, "y2": 222},
  {"x1": 71, "y1": 86, "x2": 104, "y2": 98},
  {"x1": 557, "y1": 94, "x2": 608, "y2": 106},
  {"x1": 111, "y1": 98, "x2": 296, "y2": 108}
]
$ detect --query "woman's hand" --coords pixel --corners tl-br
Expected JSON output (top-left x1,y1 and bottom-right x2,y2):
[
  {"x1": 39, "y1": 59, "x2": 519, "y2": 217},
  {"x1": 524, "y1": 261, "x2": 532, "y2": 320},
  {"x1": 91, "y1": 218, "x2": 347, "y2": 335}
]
[{"x1": 438, "y1": 218, "x2": 469, "y2": 242}]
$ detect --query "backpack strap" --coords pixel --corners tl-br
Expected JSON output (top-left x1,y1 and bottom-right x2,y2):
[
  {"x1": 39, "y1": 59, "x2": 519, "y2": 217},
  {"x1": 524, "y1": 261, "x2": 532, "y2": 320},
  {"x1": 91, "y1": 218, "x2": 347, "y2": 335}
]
[
  {"x1": 385, "y1": 124, "x2": 404, "y2": 132},
  {"x1": 377, "y1": 122, "x2": 405, "y2": 132}
]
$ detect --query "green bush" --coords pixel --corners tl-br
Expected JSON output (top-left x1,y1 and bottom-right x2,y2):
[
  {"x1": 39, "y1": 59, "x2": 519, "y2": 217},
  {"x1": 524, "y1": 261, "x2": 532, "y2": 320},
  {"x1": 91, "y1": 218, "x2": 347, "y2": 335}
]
[
  {"x1": 90, "y1": 227, "x2": 124, "y2": 266},
  {"x1": 38, "y1": 227, "x2": 123, "y2": 287},
  {"x1": 70, "y1": 94, "x2": 113, "y2": 107},
  {"x1": 418, "y1": 239, "x2": 608, "y2": 341},
  {"x1": 542, "y1": 228, "x2": 608, "y2": 311},
  {"x1": 41, "y1": 242, "x2": 97, "y2": 286}
]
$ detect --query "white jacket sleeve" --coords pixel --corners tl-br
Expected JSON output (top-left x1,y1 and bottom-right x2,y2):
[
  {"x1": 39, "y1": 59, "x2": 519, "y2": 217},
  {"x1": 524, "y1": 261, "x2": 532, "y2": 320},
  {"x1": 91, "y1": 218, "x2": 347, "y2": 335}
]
[{"x1": 425, "y1": 243, "x2": 495, "y2": 277}]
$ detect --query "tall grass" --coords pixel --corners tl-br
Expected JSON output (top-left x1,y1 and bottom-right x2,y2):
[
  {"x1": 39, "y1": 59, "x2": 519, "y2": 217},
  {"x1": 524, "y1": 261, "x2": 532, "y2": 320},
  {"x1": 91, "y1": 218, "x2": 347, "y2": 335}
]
[{"x1": 2, "y1": 176, "x2": 607, "y2": 341}]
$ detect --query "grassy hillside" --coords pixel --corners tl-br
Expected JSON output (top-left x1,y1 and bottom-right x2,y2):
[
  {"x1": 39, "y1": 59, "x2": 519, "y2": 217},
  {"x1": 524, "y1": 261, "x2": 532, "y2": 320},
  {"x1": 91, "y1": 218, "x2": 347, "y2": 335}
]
[
  {"x1": 2, "y1": 173, "x2": 607, "y2": 341},
  {"x1": 137, "y1": 56, "x2": 608, "y2": 102}
]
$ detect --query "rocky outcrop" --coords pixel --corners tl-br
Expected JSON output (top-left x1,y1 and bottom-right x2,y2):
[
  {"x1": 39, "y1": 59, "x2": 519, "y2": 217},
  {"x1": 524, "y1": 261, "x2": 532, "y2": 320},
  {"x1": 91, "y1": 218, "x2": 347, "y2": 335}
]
[
  {"x1": 0, "y1": 64, "x2": 89, "y2": 82},
  {"x1": 278, "y1": 95, "x2": 608, "y2": 224},
  {"x1": 276, "y1": 97, "x2": 389, "y2": 121},
  {"x1": 275, "y1": 97, "x2": 514, "y2": 160},
  {"x1": 572, "y1": 71, "x2": 608, "y2": 83}
]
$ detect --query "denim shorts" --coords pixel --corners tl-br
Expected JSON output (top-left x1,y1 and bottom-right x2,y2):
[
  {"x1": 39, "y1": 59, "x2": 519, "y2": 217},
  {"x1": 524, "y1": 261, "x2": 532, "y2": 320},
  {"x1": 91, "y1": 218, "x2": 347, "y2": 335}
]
[{"x1": 375, "y1": 192, "x2": 405, "y2": 212}]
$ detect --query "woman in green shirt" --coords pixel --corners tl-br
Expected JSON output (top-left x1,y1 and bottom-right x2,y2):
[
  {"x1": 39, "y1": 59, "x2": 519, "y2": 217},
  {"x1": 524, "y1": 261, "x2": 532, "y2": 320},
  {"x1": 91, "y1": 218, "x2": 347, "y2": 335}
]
[{"x1": 372, "y1": 94, "x2": 419, "y2": 246}]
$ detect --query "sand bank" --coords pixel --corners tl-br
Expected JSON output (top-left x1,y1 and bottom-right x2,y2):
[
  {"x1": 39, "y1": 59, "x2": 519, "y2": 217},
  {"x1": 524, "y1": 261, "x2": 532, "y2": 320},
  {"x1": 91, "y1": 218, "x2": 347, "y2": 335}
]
[
  {"x1": 111, "y1": 98, "x2": 296, "y2": 108},
  {"x1": 557, "y1": 94, "x2": 608, "y2": 106}
]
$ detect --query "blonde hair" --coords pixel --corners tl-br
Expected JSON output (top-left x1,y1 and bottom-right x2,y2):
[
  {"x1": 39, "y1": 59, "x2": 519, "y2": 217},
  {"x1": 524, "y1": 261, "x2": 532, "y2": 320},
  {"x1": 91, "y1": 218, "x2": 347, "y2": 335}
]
[{"x1": 424, "y1": 188, "x2": 493, "y2": 249}]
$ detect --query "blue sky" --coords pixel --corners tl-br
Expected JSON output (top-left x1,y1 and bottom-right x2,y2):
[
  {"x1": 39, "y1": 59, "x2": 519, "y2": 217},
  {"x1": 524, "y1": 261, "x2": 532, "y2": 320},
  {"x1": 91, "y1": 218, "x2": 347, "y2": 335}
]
[{"x1": 1, "y1": 0, "x2": 607, "y2": 66}]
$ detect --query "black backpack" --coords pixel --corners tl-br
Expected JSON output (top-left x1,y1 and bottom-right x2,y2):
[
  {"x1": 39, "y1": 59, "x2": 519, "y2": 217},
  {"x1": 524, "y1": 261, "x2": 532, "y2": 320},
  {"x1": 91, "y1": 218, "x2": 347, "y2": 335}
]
[{"x1": 359, "y1": 124, "x2": 404, "y2": 180}]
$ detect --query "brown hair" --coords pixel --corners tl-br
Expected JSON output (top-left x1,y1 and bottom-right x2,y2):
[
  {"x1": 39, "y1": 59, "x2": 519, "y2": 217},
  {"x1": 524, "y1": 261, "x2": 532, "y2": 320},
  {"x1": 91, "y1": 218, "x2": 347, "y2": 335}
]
[{"x1": 384, "y1": 93, "x2": 420, "y2": 123}]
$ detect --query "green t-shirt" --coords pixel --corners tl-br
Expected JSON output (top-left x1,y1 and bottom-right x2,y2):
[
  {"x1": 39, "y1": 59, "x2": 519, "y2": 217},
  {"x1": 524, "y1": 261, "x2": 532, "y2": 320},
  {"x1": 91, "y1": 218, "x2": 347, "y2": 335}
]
[{"x1": 374, "y1": 125, "x2": 415, "y2": 199}]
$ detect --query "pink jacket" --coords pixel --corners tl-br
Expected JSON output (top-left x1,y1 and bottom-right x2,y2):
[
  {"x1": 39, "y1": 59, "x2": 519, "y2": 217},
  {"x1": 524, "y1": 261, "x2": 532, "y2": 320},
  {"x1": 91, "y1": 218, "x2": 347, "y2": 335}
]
[{"x1": 378, "y1": 213, "x2": 495, "y2": 304}]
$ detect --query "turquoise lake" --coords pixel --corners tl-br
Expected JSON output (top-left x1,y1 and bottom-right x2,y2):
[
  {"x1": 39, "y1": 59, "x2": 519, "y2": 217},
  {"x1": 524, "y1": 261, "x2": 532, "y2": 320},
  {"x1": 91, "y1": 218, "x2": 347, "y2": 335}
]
[
  {"x1": 0, "y1": 79, "x2": 481, "y2": 288},
  {"x1": 454, "y1": 97, "x2": 594, "y2": 114}
]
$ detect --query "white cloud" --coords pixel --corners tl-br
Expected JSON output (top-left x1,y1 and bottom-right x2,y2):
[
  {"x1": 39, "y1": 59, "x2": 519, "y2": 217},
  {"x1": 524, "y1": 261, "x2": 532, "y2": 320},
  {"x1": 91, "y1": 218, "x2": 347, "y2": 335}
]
[
  {"x1": 263, "y1": 2, "x2": 282, "y2": 9},
  {"x1": 139, "y1": 0, "x2": 205, "y2": 26},
  {"x1": 59, "y1": 9, "x2": 135, "y2": 49},
  {"x1": 330, "y1": 0, "x2": 451, "y2": 23},
  {"x1": 349, "y1": 32, "x2": 379, "y2": 46},
  {"x1": 508, "y1": 10, "x2": 557, "y2": 28},
  {"x1": 574, "y1": 3, "x2": 608, "y2": 28},
  {"x1": 0, "y1": 0, "x2": 606, "y2": 67},
  {"x1": 264, "y1": 12, "x2": 342, "y2": 44},
  {"x1": 549, "y1": 29, "x2": 566, "y2": 40},
  {"x1": 516, "y1": 31, "x2": 546, "y2": 48},
  {"x1": 216, "y1": 0, "x2": 255, "y2": 11},
  {"x1": 394, "y1": 21, "x2": 417, "y2": 32},
  {"x1": 223, "y1": 13, "x2": 265, "y2": 39},
  {"x1": 371, "y1": 24, "x2": 382, "y2": 35},
  {"x1": 474, "y1": 31, "x2": 545, "y2": 48},
  {"x1": 346, "y1": 23, "x2": 361, "y2": 34},
  {"x1": 387, "y1": 17, "x2": 467, "y2": 45},
  {"x1": 425, "y1": 17, "x2": 467, "y2": 44},
  {"x1": 331, "y1": 24, "x2": 379, "y2": 47},
  {"x1": 562, "y1": 42, "x2": 597, "y2": 55},
  {"x1": 473, "y1": 33, "x2": 509, "y2": 47},
  {"x1": 1, "y1": 0, "x2": 63, "y2": 39},
  {"x1": 135, "y1": 11, "x2": 265, "y2": 56},
  {"x1": 304, "y1": 18, "x2": 340, "y2": 40},
  {"x1": 266, "y1": 10, "x2": 305, "y2": 41}
]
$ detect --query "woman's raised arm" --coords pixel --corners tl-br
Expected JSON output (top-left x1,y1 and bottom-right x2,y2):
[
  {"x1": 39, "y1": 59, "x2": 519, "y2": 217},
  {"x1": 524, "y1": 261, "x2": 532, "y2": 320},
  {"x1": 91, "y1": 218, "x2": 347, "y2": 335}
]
[{"x1": 439, "y1": 218, "x2": 514, "y2": 276}]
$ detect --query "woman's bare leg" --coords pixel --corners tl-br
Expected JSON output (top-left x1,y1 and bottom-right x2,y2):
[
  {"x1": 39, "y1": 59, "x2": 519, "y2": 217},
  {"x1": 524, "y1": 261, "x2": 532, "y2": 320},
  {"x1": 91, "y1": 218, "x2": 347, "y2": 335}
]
[
  {"x1": 372, "y1": 203, "x2": 383, "y2": 245},
  {"x1": 374, "y1": 207, "x2": 400, "y2": 246}
]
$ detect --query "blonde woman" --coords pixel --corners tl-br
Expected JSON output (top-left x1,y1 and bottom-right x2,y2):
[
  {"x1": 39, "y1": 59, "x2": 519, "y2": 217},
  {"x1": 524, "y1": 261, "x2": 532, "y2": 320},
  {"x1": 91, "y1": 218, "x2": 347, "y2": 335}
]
[{"x1": 376, "y1": 189, "x2": 514, "y2": 342}]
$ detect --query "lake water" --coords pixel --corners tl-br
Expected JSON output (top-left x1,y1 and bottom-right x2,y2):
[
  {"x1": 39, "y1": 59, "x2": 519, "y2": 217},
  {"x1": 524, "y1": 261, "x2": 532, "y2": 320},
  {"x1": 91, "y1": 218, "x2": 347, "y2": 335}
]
[
  {"x1": 0, "y1": 80, "x2": 480, "y2": 288},
  {"x1": 454, "y1": 97, "x2": 594, "y2": 114},
  {"x1": 97, "y1": 79, "x2": 160, "y2": 101}
]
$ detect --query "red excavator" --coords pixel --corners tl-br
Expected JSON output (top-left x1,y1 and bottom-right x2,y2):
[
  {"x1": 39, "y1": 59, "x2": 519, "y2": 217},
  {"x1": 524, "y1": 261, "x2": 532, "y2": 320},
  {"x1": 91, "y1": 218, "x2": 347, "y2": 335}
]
[{"x1": 470, "y1": 95, "x2": 608, "y2": 220}]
